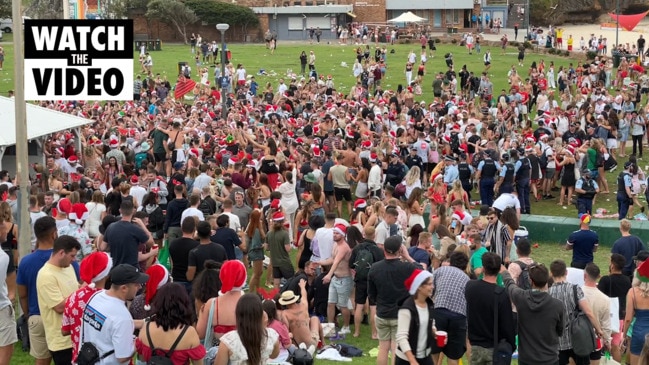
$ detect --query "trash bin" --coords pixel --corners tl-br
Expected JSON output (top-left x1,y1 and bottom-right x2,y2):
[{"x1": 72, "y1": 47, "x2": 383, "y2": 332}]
[
  {"x1": 134, "y1": 40, "x2": 142, "y2": 51},
  {"x1": 147, "y1": 40, "x2": 155, "y2": 51},
  {"x1": 155, "y1": 39, "x2": 162, "y2": 51},
  {"x1": 178, "y1": 61, "x2": 188, "y2": 76},
  {"x1": 613, "y1": 54, "x2": 621, "y2": 68}
]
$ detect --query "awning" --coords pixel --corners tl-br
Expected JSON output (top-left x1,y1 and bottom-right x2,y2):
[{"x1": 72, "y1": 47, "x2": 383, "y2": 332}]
[{"x1": 347, "y1": 12, "x2": 356, "y2": 18}]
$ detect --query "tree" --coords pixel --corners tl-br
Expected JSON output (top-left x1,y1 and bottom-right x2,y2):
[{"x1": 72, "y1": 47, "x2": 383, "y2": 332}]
[
  {"x1": 146, "y1": 0, "x2": 199, "y2": 44},
  {"x1": 0, "y1": 0, "x2": 10, "y2": 19},
  {"x1": 184, "y1": 0, "x2": 258, "y2": 28}
]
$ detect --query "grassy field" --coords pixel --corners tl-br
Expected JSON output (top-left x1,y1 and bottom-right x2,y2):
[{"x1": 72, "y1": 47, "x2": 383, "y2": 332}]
[{"x1": 0, "y1": 35, "x2": 639, "y2": 364}]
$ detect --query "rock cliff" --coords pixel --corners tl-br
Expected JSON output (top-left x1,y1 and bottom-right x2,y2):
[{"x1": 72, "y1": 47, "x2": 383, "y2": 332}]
[{"x1": 529, "y1": 0, "x2": 649, "y2": 25}]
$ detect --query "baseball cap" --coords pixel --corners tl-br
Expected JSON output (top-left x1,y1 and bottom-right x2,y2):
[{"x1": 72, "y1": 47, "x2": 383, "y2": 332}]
[
  {"x1": 173, "y1": 161, "x2": 185, "y2": 170},
  {"x1": 634, "y1": 250, "x2": 649, "y2": 262},
  {"x1": 383, "y1": 236, "x2": 403, "y2": 255},
  {"x1": 109, "y1": 264, "x2": 150, "y2": 285}
]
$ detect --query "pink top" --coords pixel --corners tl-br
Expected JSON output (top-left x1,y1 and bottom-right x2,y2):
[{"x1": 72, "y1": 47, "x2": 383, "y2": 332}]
[{"x1": 268, "y1": 320, "x2": 291, "y2": 348}]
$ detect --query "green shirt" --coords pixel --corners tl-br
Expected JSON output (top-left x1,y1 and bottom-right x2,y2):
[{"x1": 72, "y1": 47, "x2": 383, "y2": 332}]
[
  {"x1": 268, "y1": 229, "x2": 292, "y2": 270},
  {"x1": 587, "y1": 148, "x2": 597, "y2": 171},
  {"x1": 152, "y1": 129, "x2": 169, "y2": 154},
  {"x1": 470, "y1": 246, "x2": 488, "y2": 271}
]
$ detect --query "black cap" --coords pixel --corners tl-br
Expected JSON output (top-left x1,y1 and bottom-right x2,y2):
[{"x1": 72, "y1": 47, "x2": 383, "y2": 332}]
[
  {"x1": 109, "y1": 264, "x2": 150, "y2": 285},
  {"x1": 634, "y1": 250, "x2": 649, "y2": 262},
  {"x1": 383, "y1": 236, "x2": 402, "y2": 255}
]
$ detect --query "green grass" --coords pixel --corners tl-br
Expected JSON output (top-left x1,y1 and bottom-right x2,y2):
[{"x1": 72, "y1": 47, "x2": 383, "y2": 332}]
[{"x1": 0, "y1": 38, "x2": 637, "y2": 364}]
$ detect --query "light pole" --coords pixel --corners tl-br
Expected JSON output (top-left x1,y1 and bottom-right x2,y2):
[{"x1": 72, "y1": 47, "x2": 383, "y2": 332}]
[
  {"x1": 216, "y1": 23, "x2": 230, "y2": 121},
  {"x1": 615, "y1": 0, "x2": 619, "y2": 50},
  {"x1": 525, "y1": 0, "x2": 530, "y2": 40}
]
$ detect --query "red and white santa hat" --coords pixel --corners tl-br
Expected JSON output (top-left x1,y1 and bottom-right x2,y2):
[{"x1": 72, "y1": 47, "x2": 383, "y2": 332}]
[
  {"x1": 270, "y1": 199, "x2": 281, "y2": 210},
  {"x1": 68, "y1": 203, "x2": 89, "y2": 225},
  {"x1": 333, "y1": 223, "x2": 347, "y2": 236},
  {"x1": 144, "y1": 264, "x2": 170, "y2": 310},
  {"x1": 354, "y1": 198, "x2": 367, "y2": 210},
  {"x1": 130, "y1": 175, "x2": 139, "y2": 185},
  {"x1": 312, "y1": 146, "x2": 321, "y2": 157},
  {"x1": 219, "y1": 260, "x2": 247, "y2": 294},
  {"x1": 80, "y1": 252, "x2": 113, "y2": 288},
  {"x1": 109, "y1": 139, "x2": 119, "y2": 148},
  {"x1": 272, "y1": 211, "x2": 285, "y2": 221},
  {"x1": 370, "y1": 152, "x2": 378, "y2": 163},
  {"x1": 54, "y1": 147, "x2": 65, "y2": 156},
  {"x1": 53, "y1": 198, "x2": 72, "y2": 217},
  {"x1": 404, "y1": 269, "x2": 433, "y2": 295},
  {"x1": 67, "y1": 155, "x2": 78, "y2": 164},
  {"x1": 361, "y1": 140, "x2": 373, "y2": 149}
]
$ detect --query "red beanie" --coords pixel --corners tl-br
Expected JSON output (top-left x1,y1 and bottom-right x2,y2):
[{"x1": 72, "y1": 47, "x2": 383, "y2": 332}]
[
  {"x1": 144, "y1": 264, "x2": 170, "y2": 311},
  {"x1": 219, "y1": 260, "x2": 247, "y2": 294}
]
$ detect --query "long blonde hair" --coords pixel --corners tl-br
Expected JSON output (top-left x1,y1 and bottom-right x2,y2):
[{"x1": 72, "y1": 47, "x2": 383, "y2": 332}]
[
  {"x1": 633, "y1": 275, "x2": 649, "y2": 298},
  {"x1": 405, "y1": 166, "x2": 420, "y2": 186}
]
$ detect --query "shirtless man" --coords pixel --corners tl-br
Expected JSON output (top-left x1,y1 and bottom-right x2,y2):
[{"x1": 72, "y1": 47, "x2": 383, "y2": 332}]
[
  {"x1": 280, "y1": 279, "x2": 322, "y2": 356},
  {"x1": 158, "y1": 120, "x2": 186, "y2": 165},
  {"x1": 321, "y1": 224, "x2": 353, "y2": 334}
]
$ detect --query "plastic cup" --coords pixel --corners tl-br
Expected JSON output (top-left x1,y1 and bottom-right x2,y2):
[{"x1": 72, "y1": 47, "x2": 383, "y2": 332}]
[
  {"x1": 596, "y1": 337, "x2": 603, "y2": 350},
  {"x1": 152, "y1": 244, "x2": 159, "y2": 250},
  {"x1": 436, "y1": 331, "x2": 447, "y2": 347}
]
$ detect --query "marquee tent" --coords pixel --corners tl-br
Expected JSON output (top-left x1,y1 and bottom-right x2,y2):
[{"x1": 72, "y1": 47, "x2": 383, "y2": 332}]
[
  {"x1": 608, "y1": 11, "x2": 649, "y2": 32},
  {"x1": 387, "y1": 11, "x2": 428, "y2": 23},
  {"x1": 0, "y1": 96, "x2": 92, "y2": 148}
]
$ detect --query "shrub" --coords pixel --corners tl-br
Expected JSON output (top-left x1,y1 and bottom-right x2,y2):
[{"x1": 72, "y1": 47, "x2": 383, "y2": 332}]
[
  {"x1": 451, "y1": 38, "x2": 458, "y2": 44},
  {"x1": 434, "y1": 38, "x2": 441, "y2": 43},
  {"x1": 548, "y1": 48, "x2": 556, "y2": 54},
  {"x1": 586, "y1": 51, "x2": 597, "y2": 60},
  {"x1": 564, "y1": 50, "x2": 571, "y2": 57},
  {"x1": 523, "y1": 41, "x2": 532, "y2": 49}
]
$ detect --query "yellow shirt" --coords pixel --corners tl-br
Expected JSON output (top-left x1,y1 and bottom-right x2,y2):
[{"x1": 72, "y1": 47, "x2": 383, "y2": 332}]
[
  {"x1": 36, "y1": 262, "x2": 79, "y2": 351},
  {"x1": 567, "y1": 37, "x2": 573, "y2": 46},
  {"x1": 556, "y1": 29, "x2": 563, "y2": 39}
]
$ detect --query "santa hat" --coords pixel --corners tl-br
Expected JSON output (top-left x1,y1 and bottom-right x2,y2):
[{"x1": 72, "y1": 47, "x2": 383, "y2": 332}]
[
  {"x1": 638, "y1": 260, "x2": 649, "y2": 283},
  {"x1": 270, "y1": 199, "x2": 281, "y2": 210},
  {"x1": 130, "y1": 175, "x2": 139, "y2": 185},
  {"x1": 404, "y1": 269, "x2": 433, "y2": 295},
  {"x1": 80, "y1": 252, "x2": 113, "y2": 288},
  {"x1": 144, "y1": 264, "x2": 170, "y2": 310},
  {"x1": 361, "y1": 140, "x2": 373, "y2": 149},
  {"x1": 312, "y1": 146, "x2": 321, "y2": 157},
  {"x1": 370, "y1": 152, "x2": 378, "y2": 163},
  {"x1": 55, "y1": 147, "x2": 65, "y2": 156},
  {"x1": 67, "y1": 155, "x2": 78, "y2": 164},
  {"x1": 272, "y1": 211, "x2": 285, "y2": 221},
  {"x1": 53, "y1": 198, "x2": 73, "y2": 218},
  {"x1": 452, "y1": 210, "x2": 467, "y2": 222},
  {"x1": 68, "y1": 203, "x2": 89, "y2": 225},
  {"x1": 220, "y1": 260, "x2": 247, "y2": 294},
  {"x1": 354, "y1": 199, "x2": 367, "y2": 210},
  {"x1": 333, "y1": 223, "x2": 347, "y2": 236},
  {"x1": 189, "y1": 148, "x2": 200, "y2": 158},
  {"x1": 109, "y1": 139, "x2": 119, "y2": 148},
  {"x1": 564, "y1": 146, "x2": 575, "y2": 156}
]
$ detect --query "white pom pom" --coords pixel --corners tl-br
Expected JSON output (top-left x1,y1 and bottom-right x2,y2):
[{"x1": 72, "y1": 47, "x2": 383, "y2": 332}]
[
  {"x1": 76, "y1": 219, "x2": 83, "y2": 225},
  {"x1": 144, "y1": 304, "x2": 151, "y2": 311},
  {"x1": 88, "y1": 282, "x2": 96, "y2": 288}
]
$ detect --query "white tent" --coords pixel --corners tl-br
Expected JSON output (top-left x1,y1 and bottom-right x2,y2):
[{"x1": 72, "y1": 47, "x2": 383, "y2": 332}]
[
  {"x1": 0, "y1": 96, "x2": 92, "y2": 147},
  {"x1": 387, "y1": 11, "x2": 428, "y2": 23}
]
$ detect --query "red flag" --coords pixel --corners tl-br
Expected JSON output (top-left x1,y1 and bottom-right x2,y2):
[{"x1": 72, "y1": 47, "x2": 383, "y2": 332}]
[{"x1": 174, "y1": 77, "x2": 197, "y2": 100}]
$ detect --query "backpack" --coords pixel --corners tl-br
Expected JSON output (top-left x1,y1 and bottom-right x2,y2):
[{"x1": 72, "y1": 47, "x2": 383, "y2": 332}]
[
  {"x1": 353, "y1": 244, "x2": 375, "y2": 281},
  {"x1": 570, "y1": 285, "x2": 597, "y2": 357},
  {"x1": 513, "y1": 260, "x2": 533, "y2": 290},
  {"x1": 280, "y1": 272, "x2": 308, "y2": 295},
  {"x1": 147, "y1": 322, "x2": 189, "y2": 365},
  {"x1": 198, "y1": 198, "x2": 215, "y2": 216},
  {"x1": 134, "y1": 152, "x2": 149, "y2": 170},
  {"x1": 334, "y1": 343, "x2": 363, "y2": 357},
  {"x1": 290, "y1": 347, "x2": 314, "y2": 365},
  {"x1": 538, "y1": 147, "x2": 550, "y2": 169}
]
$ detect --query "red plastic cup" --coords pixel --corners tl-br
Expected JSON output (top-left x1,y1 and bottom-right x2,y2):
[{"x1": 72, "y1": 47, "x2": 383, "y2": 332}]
[
  {"x1": 152, "y1": 244, "x2": 159, "y2": 250},
  {"x1": 436, "y1": 331, "x2": 447, "y2": 347},
  {"x1": 596, "y1": 337, "x2": 602, "y2": 350}
]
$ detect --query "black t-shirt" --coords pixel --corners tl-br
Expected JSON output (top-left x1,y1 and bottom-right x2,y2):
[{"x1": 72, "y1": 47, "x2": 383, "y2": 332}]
[
  {"x1": 168, "y1": 237, "x2": 199, "y2": 282},
  {"x1": 104, "y1": 221, "x2": 150, "y2": 267},
  {"x1": 211, "y1": 227, "x2": 242, "y2": 260},
  {"x1": 598, "y1": 274, "x2": 632, "y2": 318},
  {"x1": 188, "y1": 242, "x2": 228, "y2": 275}
]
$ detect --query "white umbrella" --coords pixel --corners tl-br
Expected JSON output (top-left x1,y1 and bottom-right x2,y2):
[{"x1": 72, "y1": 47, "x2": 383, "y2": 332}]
[{"x1": 387, "y1": 11, "x2": 428, "y2": 23}]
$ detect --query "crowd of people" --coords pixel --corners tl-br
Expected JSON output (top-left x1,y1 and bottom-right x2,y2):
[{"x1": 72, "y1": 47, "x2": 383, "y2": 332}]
[{"x1": 3, "y1": 24, "x2": 649, "y2": 365}]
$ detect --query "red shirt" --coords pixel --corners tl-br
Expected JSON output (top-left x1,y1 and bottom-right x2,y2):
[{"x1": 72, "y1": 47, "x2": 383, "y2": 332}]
[{"x1": 62, "y1": 286, "x2": 102, "y2": 362}]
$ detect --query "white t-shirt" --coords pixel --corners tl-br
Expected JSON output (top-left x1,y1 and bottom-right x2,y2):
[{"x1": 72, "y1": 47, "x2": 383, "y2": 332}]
[
  {"x1": 236, "y1": 68, "x2": 246, "y2": 82},
  {"x1": 223, "y1": 212, "x2": 241, "y2": 231},
  {"x1": 310, "y1": 227, "x2": 334, "y2": 262},
  {"x1": 375, "y1": 220, "x2": 390, "y2": 245},
  {"x1": 181, "y1": 207, "x2": 205, "y2": 224},
  {"x1": 82, "y1": 291, "x2": 135, "y2": 364},
  {"x1": 0, "y1": 249, "x2": 9, "y2": 308},
  {"x1": 492, "y1": 193, "x2": 521, "y2": 212},
  {"x1": 29, "y1": 210, "x2": 48, "y2": 249},
  {"x1": 129, "y1": 186, "x2": 147, "y2": 208}
]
